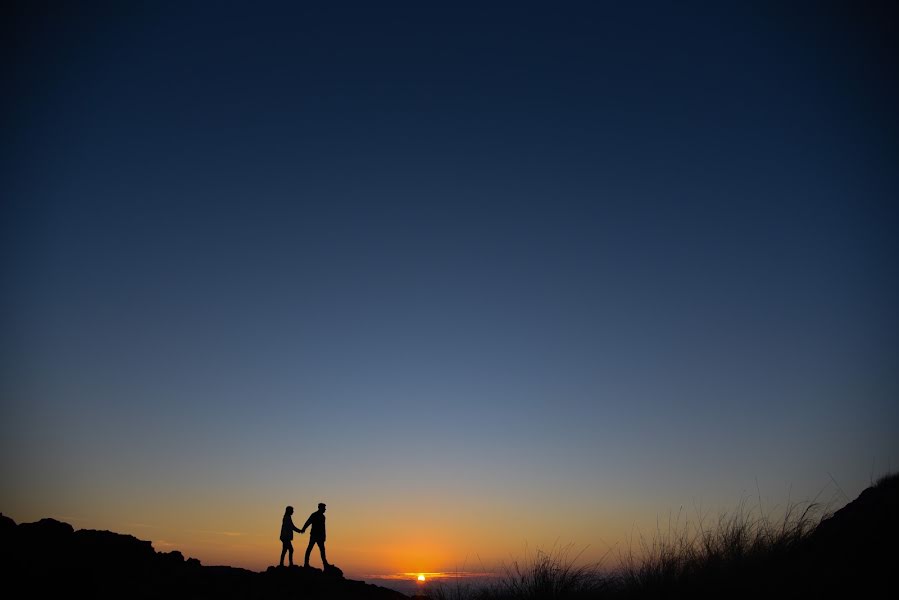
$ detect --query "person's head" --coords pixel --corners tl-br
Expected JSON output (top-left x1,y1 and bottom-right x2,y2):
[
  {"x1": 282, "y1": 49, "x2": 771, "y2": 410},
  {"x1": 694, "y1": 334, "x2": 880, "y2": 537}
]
[
  {"x1": 285, "y1": 506, "x2": 294, "y2": 515},
  {"x1": 318, "y1": 502, "x2": 326, "y2": 512}
]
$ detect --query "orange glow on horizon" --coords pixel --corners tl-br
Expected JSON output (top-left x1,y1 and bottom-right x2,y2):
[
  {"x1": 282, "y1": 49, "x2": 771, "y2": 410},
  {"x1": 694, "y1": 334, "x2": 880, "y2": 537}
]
[{"x1": 12, "y1": 492, "x2": 643, "y2": 579}]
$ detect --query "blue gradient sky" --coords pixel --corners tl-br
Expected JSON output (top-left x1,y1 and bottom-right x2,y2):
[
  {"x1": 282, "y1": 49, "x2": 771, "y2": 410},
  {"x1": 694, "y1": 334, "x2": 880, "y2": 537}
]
[{"x1": 2, "y1": 1, "x2": 897, "y2": 576}]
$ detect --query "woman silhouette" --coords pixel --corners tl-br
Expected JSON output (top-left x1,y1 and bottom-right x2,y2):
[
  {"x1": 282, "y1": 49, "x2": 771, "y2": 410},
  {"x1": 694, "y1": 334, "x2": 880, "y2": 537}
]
[{"x1": 279, "y1": 505, "x2": 303, "y2": 567}]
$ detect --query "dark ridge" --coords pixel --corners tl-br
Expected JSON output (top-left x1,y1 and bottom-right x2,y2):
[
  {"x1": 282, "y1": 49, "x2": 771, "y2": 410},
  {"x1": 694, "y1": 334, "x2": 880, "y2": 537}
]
[
  {"x1": 613, "y1": 474, "x2": 899, "y2": 599},
  {"x1": 0, "y1": 516, "x2": 407, "y2": 599},
  {"x1": 1, "y1": 476, "x2": 895, "y2": 599},
  {"x1": 803, "y1": 471, "x2": 899, "y2": 595}
]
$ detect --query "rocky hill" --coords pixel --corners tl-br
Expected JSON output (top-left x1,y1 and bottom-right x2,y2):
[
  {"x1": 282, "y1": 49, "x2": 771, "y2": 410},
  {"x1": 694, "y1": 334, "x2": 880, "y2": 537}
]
[
  {"x1": 800, "y1": 472, "x2": 899, "y2": 595},
  {"x1": 0, "y1": 515, "x2": 406, "y2": 599},
  {"x1": 1, "y1": 474, "x2": 896, "y2": 599}
]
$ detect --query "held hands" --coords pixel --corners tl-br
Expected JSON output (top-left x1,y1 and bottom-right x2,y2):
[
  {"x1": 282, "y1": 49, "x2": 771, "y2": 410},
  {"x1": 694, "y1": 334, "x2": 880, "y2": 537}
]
[{"x1": 300, "y1": 528, "x2": 306, "y2": 534}]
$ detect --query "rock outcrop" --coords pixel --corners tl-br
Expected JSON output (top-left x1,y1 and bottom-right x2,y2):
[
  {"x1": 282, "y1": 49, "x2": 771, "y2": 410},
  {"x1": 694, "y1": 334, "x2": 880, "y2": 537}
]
[
  {"x1": 0, "y1": 516, "x2": 406, "y2": 599},
  {"x1": 801, "y1": 472, "x2": 899, "y2": 595}
]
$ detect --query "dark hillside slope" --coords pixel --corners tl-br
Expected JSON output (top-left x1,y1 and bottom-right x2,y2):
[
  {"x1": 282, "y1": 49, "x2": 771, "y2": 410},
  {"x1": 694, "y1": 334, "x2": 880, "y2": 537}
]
[
  {"x1": 802, "y1": 472, "x2": 899, "y2": 595},
  {"x1": 0, "y1": 515, "x2": 405, "y2": 600}
]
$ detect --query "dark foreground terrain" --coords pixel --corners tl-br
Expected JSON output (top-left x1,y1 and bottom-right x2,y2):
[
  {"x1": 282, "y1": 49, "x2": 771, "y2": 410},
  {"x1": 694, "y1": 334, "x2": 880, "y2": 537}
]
[
  {"x1": 608, "y1": 472, "x2": 899, "y2": 599},
  {"x1": 0, "y1": 515, "x2": 405, "y2": 600},
  {"x1": 1, "y1": 474, "x2": 896, "y2": 599}
]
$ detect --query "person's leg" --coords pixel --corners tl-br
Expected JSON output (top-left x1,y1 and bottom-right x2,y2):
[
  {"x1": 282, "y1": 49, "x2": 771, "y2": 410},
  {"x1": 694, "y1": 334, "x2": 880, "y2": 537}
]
[
  {"x1": 317, "y1": 540, "x2": 328, "y2": 567},
  {"x1": 304, "y1": 538, "x2": 315, "y2": 567},
  {"x1": 287, "y1": 541, "x2": 295, "y2": 566},
  {"x1": 280, "y1": 541, "x2": 288, "y2": 567}
]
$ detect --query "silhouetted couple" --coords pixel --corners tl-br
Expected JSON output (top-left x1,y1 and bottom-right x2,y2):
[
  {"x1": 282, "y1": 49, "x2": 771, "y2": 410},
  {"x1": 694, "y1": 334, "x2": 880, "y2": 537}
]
[{"x1": 280, "y1": 503, "x2": 329, "y2": 568}]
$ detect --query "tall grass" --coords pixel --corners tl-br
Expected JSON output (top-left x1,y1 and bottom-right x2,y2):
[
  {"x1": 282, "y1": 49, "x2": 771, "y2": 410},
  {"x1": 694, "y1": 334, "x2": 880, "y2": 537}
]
[
  {"x1": 428, "y1": 544, "x2": 609, "y2": 600},
  {"x1": 492, "y1": 544, "x2": 609, "y2": 600},
  {"x1": 427, "y1": 498, "x2": 827, "y2": 600},
  {"x1": 617, "y1": 498, "x2": 824, "y2": 597}
]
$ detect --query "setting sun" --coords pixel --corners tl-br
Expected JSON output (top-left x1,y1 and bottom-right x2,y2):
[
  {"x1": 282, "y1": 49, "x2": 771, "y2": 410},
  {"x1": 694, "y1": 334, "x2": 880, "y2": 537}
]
[{"x1": 417, "y1": 575, "x2": 426, "y2": 582}]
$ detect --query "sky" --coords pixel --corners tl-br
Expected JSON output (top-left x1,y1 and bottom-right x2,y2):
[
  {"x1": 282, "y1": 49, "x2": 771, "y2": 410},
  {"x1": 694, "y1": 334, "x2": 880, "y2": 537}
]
[{"x1": 2, "y1": 0, "x2": 898, "y2": 583}]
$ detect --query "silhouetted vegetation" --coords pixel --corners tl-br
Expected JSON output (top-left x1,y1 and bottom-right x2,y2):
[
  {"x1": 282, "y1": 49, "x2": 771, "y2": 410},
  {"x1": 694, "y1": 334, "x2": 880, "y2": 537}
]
[
  {"x1": 616, "y1": 498, "x2": 822, "y2": 598},
  {"x1": 427, "y1": 545, "x2": 610, "y2": 600},
  {"x1": 428, "y1": 473, "x2": 898, "y2": 600}
]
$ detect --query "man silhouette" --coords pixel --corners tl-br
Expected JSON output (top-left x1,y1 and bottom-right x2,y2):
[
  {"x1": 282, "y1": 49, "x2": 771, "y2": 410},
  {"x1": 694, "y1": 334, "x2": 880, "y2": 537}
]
[
  {"x1": 279, "y1": 505, "x2": 302, "y2": 567},
  {"x1": 300, "y1": 502, "x2": 329, "y2": 568}
]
